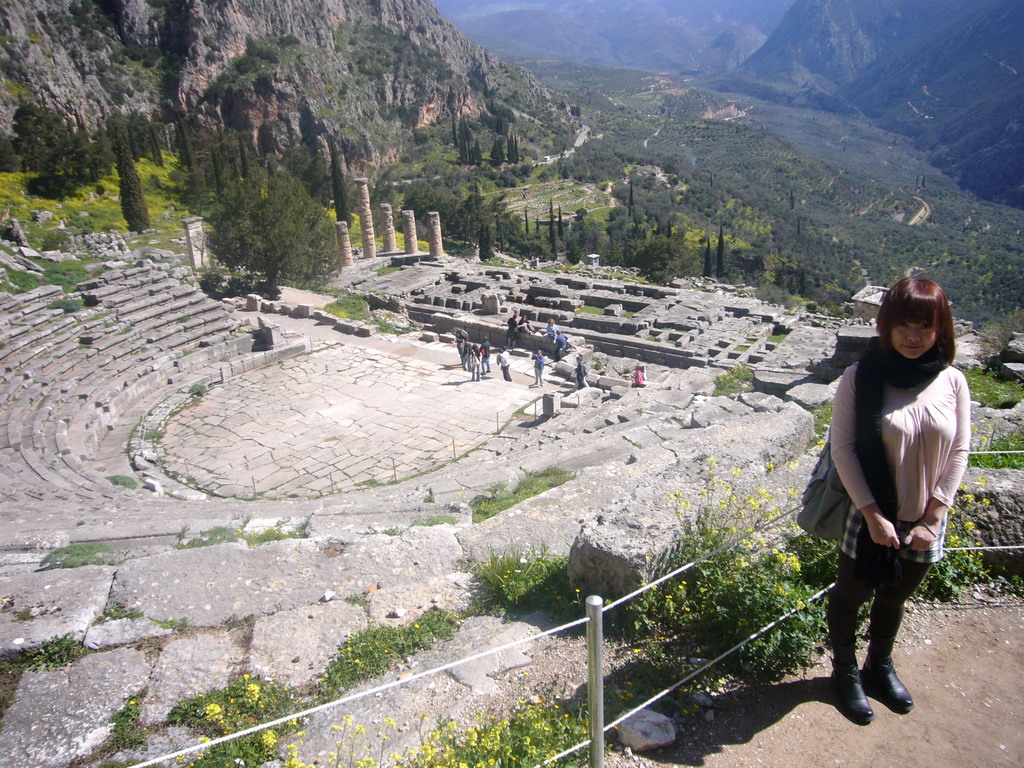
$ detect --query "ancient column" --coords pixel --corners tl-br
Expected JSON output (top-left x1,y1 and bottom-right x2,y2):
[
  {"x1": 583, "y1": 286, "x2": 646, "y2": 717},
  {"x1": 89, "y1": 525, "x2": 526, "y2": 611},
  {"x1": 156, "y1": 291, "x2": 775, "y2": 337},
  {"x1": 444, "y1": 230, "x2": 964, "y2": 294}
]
[
  {"x1": 355, "y1": 177, "x2": 376, "y2": 259},
  {"x1": 427, "y1": 211, "x2": 444, "y2": 259},
  {"x1": 402, "y1": 210, "x2": 418, "y2": 255},
  {"x1": 336, "y1": 220, "x2": 354, "y2": 268},
  {"x1": 380, "y1": 203, "x2": 398, "y2": 253}
]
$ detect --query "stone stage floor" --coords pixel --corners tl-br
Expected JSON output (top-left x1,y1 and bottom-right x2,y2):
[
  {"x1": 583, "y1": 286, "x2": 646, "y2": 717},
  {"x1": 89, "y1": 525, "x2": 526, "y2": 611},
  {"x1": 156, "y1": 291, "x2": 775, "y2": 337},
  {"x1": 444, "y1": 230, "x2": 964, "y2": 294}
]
[{"x1": 158, "y1": 337, "x2": 542, "y2": 498}]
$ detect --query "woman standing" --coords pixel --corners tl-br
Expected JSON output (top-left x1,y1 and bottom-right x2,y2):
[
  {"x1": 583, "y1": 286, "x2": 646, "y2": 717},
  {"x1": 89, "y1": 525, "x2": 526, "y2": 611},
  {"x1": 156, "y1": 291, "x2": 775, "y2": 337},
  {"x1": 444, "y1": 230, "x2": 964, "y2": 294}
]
[
  {"x1": 532, "y1": 350, "x2": 547, "y2": 387},
  {"x1": 828, "y1": 277, "x2": 970, "y2": 724}
]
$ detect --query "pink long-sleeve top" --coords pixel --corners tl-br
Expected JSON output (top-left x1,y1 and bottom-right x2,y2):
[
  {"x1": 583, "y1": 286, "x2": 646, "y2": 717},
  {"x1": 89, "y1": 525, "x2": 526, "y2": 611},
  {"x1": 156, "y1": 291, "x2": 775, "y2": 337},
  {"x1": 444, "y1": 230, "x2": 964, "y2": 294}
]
[{"x1": 830, "y1": 362, "x2": 971, "y2": 521}]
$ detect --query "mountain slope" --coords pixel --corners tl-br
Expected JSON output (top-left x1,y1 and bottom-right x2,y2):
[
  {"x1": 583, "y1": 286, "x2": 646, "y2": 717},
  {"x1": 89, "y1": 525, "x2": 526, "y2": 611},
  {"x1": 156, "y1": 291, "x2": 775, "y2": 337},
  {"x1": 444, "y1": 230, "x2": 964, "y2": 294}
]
[
  {"x1": 0, "y1": 0, "x2": 572, "y2": 166},
  {"x1": 435, "y1": 0, "x2": 791, "y2": 74}
]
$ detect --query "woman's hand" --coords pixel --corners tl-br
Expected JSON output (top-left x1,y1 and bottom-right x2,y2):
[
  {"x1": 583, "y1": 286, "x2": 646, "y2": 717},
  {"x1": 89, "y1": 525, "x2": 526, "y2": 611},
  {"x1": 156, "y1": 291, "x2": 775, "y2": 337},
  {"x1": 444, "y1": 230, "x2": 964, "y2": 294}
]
[
  {"x1": 861, "y1": 505, "x2": 900, "y2": 548},
  {"x1": 904, "y1": 525, "x2": 936, "y2": 551}
]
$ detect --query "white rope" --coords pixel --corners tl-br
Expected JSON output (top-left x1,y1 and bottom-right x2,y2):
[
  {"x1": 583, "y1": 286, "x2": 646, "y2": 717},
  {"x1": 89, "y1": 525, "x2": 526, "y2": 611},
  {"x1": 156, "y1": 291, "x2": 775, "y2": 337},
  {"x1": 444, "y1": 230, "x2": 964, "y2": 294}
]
[
  {"x1": 946, "y1": 544, "x2": 1024, "y2": 551},
  {"x1": 602, "y1": 582, "x2": 835, "y2": 733},
  {"x1": 969, "y1": 450, "x2": 1024, "y2": 455},
  {"x1": 127, "y1": 615, "x2": 589, "y2": 768}
]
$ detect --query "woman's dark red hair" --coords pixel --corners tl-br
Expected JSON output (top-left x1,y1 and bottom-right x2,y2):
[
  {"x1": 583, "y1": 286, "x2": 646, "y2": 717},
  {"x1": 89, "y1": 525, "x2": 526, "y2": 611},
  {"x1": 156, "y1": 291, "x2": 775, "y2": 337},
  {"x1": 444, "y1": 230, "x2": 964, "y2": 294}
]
[{"x1": 877, "y1": 277, "x2": 955, "y2": 365}]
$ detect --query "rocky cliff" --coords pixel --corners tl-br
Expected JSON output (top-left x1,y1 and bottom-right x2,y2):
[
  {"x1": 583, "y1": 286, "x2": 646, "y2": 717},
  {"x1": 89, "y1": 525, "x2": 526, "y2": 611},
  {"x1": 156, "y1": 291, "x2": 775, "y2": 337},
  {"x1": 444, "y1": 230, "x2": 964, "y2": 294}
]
[{"x1": 0, "y1": 0, "x2": 570, "y2": 166}]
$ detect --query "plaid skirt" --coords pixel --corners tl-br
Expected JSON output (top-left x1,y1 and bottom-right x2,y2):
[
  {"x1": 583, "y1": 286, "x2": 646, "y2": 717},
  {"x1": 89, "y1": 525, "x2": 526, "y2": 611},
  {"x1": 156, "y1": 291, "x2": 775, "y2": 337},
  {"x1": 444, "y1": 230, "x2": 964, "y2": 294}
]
[{"x1": 839, "y1": 503, "x2": 947, "y2": 564}]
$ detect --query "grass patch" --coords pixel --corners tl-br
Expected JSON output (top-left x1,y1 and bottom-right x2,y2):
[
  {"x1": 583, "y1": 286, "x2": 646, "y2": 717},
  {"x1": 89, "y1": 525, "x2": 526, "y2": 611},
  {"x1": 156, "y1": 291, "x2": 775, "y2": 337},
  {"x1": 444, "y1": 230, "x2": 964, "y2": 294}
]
[
  {"x1": 39, "y1": 542, "x2": 121, "y2": 570},
  {"x1": 472, "y1": 547, "x2": 581, "y2": 620},
  {"x1": 317, "y1": 608, "x2": 459, "y2": 701},
  {"x1": 964, "y1": 367, "x2": 1024, "y2": 409},
  {"x1": 96, "y1": 602, "x2": 145, "y2": 624},
  {"x1": 152, "y1": 617, "x2": 192, "y2": 632},
  {"x1": 468, "y1": 467, "x2": 574, "y2": 523},
  {"x1": 168, "y1": 675, "x2": 300, "y2": 768},
  {"x1": 712, "y1": 364, "x2": 754, "y2": 397},
  {"x1": 375, "y1": 265, "x2": 401, "y2": 276},
  {"x1": 970, "y1": 430, "x2": 1024, "y2": 469},
  {"x1": 106, "y1": 474, "x2": 138, "y2": 490},
  {"x1": 20, "y1": 634, "x2": 88, "y2": 671},
  {"x1": 323, "y1": 293, "x2": 371, "y2": 321},
  {"x1": 811, "y1": 400, "x2": 832, "y2": 442},
  {"x1": 175, "y1": 526, "x2": 242, "y2": 549}
]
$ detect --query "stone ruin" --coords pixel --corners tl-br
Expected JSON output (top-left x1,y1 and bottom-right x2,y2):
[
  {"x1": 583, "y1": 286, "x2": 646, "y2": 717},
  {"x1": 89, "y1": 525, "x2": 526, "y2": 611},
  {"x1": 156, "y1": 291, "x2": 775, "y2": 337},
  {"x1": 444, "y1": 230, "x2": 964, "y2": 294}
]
[{"x1": 0, "y1": 237, "x2": 1021, "y2": 768}]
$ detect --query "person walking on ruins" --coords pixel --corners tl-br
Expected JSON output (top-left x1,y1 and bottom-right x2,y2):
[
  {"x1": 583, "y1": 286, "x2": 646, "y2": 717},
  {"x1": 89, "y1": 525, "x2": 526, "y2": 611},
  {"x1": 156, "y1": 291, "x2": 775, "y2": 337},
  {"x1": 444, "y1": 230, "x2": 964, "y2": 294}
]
[
  {"x1": 532, "y1": 350, "x2": 547, "y2": 387},
  {"x1": 470, "y1": 343, "x2": 482, "y2": 381},
  {"x1": 826, "y1": 277, "x2": 970, "y2": 725},
  {"x1": 497, "y1": 348, "x2": 512, "y2": 382},
  {"x1": 480, "y1": 339, "x2": 492, "y2": 374},
  {"x1": 575, "y1": 357, "x2": 589, "y2": 390},
  {"x1": 506, "y1": 311, "x2": 519, "y2": 348}
]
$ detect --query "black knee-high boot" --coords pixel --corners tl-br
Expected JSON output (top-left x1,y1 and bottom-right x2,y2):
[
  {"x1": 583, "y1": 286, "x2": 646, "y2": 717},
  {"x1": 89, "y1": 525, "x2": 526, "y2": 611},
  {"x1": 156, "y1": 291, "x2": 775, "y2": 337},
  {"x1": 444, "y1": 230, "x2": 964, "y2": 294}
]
[
  {"x1": 832, "y1": 642, "x2": 875, "y2": 725},
  {"x1": 863, "y1": 634, "x2": 914, "y2": 713}
]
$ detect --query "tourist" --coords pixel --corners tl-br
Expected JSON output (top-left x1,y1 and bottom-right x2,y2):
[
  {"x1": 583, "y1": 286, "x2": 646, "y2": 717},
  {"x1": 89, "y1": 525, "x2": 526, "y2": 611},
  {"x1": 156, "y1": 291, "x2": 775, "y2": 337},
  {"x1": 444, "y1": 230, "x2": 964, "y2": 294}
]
[
  {"x1": 827, "y1": 277, "x2": 970, "y2": 725},
  {"x1": 553, "y1": 331, "x2": 569, "y2": 362},
  {"x1": 480, "y1": 339, "x2": 492, "y2": 374},
  {"x1": 631, "y1": 365, "x2": 646, "y2": 388},
  {"x1": 574, "y1": 358, "x2": 589, "y2": 390},
  {"x1": 497, "y1": 347, "x2": 512, "y2": 382},
  {"x1": 532, "y1": 350, "x2": 547, "y2": 387},
  {"x1": 545, "y1": 318, "x2": 559, "y2": 337},
  {"x1": 518, "y1": 314, "x2": 536, "y2": 336},
  {"x1": 506, "y1": 311, "x2": 519, "y2": 348},
  {"x1": 469, "y1": 343, "x2": 482, "y2": 381}
]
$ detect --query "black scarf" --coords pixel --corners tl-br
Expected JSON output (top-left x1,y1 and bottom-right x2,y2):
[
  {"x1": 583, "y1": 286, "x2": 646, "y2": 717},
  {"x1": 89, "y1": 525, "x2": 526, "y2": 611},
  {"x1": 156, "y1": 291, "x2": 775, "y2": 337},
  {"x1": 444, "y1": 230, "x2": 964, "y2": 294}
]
[{"x1": 853, "y1": 337, "x2": 944, "y2": 588}]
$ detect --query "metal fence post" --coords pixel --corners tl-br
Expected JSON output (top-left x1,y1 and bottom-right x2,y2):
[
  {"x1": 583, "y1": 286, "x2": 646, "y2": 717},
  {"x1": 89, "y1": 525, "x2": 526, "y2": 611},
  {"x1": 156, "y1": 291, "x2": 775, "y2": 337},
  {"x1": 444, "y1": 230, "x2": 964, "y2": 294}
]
[{"x1": 586, "y1": 595, "x2": 605, "y2": 768}]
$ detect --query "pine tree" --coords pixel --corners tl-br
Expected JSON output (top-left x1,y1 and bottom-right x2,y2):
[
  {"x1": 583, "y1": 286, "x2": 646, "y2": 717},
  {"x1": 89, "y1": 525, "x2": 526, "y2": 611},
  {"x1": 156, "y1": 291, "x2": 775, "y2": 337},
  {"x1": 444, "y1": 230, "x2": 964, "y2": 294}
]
[
  {"x1": 715, "y1": 224, "x2": 725, "y2": 278},
  {"x1": 329, "y1": 138, "x2": 350, "y2": 225},
  {"x1": 113, "y1": 129, "x2": 150, "y2": 232}
]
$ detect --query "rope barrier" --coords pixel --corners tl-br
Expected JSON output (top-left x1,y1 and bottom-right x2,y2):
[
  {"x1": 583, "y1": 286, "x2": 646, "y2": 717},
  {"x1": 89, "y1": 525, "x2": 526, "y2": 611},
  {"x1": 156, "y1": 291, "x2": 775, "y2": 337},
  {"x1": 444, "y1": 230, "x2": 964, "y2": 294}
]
[
  {"x1": 946, "y1": 544, "x2": 1024, "y2": 551},
  {"x1": 127, "y1": 615, "x2": 590, "y2": 768},
  {"x1": 602, "y1": 582, "x2": 835, "y2": 734},
  {"x1": 969, "y1": 450, "x2": 1024, "y2": 455}
]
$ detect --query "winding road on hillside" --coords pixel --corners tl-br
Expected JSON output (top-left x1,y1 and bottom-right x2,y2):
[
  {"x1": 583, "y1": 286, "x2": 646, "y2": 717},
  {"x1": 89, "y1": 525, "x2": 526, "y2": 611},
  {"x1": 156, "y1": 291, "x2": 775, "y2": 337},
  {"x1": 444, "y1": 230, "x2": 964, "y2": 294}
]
[{"x1": 908, "y1": 195, "x2": 932, "y2": 226}]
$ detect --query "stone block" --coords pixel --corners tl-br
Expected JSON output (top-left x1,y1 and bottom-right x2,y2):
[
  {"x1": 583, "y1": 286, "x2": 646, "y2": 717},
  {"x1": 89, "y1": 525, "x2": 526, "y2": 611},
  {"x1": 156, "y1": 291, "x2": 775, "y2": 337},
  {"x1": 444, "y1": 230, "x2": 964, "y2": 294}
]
[
  {"x1": 999, "y1": 362, "x2": 1024, "y2": 383},
  {"x1": 291, "y1": 303, "x2": 314, "y2": 318},
  {"x1": 542, "y1": 392, "x2": 562, "y2": 417},
  {"x1": 245, "y1": 294, "x2": 261, "y2": 311}
]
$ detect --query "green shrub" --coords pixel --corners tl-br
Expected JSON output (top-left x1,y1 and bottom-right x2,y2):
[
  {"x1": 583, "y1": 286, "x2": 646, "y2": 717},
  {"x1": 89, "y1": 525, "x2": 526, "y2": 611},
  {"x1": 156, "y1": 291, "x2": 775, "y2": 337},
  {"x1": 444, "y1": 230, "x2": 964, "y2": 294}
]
[
  {"x1": 168, "y1": 675, "x2": 300, "y2": 767},
  {"x1": 964, "y1": 367, "x2": 1024, "y2": 409},
  {"x1": 468, "y1": 467, "x2": 573, "y2": 523},
  {"x1": 47, "y1": 297, "x2": 83, "y2": 314},
  {"x1": 969, "y1": 430, "x2": 1024, "y2": 470},
  {"x1": 918, "y1": 495, "x2": 989, "y2": 602},
  {"x1": 188, "y1": 383, "x2": 208, "y2": 397},
  {"x1": 318, "y1": 609, "x2": 459, "y2": 701},
  {"x1": 40, "y1": 542, "x2": 120, "y2": 570},
  {"x1": 712, "y1": 364, "x2": 754, "y2": 396},
  {"x1": 412, "y1": 515, "x2": 458, "y2": 527}
]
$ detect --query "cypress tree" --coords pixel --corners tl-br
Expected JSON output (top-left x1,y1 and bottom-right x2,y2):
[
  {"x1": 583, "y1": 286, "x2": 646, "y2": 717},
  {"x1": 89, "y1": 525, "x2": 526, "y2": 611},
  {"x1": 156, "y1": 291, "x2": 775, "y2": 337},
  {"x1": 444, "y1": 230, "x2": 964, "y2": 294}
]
[
  {"x1": 148, "y1": 125, "x2": 164, "y2": 167},
  {"x1": 328, "y1": 138, "x2": 350, "y2": 225},
  {"x1": 478, "y1": 221, "x2": 494, "y2": 261},
  {"x1": 557, "y1": 206, "x2": 564, "y2": 240},
  {"x1": 548, "y1": 199, "x2": 556, "y2": 252},
  {"x1": 238, "y1": 134, "x2": 251, "y2": 179},
  {"x1": 715, "y1": 224, "x2": 725, "y2": 278},
  {"x1": 703, "y1": 238, "x2": 713, "y2": 277},
  {"x1": 175, "y1": 122, "x2": 192, "y2": 170},
  {"x1": 490, "y1": 136, "x2": 505, "y2": 166},
  {"x1": 113, "y1": 129, "x2": 150, "y2": 232}
]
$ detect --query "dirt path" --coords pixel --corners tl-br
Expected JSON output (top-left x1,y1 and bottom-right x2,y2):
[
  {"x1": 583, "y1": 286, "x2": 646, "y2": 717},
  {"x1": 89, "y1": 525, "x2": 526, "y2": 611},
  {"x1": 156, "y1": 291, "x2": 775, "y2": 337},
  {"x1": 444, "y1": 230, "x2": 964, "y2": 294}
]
[
  {"x1": 605, "y1": 601, "x2": 1023, "y2": 768},
  {"x1": 908, "y1": 196, "x2": 932, "y2": 226}
]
